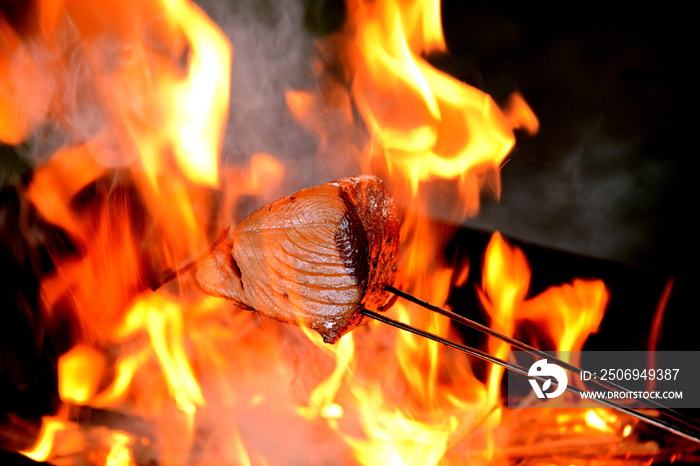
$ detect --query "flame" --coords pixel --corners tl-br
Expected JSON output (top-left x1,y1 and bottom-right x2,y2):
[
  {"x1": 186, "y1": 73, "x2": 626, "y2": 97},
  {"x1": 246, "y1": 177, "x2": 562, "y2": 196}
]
[
  {"x1": 348, "y1": 0, "x2": 537, "y2": 202},
  {"x1": 298, "y1": 333, "x2": 355, "y2": 421},
  {"x1": 1, "y1": 0, "x2": 635, "y2": 463},
  {"x1": 300, "y1": 5, "x2": 541, "y2": 459},
  {"x1": 2, "y1": 0, "x2": 231, "y2": 461},
  {"x1": 478, "y1": 232, "x2": 531, "y2": 436},
  {"x1": 121, "y1": 294, "x2": 205, "y2": 415},
  {"x1": 520, "y1": 278, "x2": 609, "y2": 356},
  {"x1": 584, "y1": 409, "x2": 617, "y2": 434},
  {"x1": 3, "y1": 0, "x2": 232, "y2": 344},
  {"x1": 19, "y1": 418, "x2": 65, "y2": 462},
  {"x1": 479, "y1": 233, "x2": 609, "y2": 358},
  {"x1": 58, "y1": 345, "x2": 106, "y2": 405},
  {"x1": 105, "y1": 432, "x2": 136, "y2": 466}
]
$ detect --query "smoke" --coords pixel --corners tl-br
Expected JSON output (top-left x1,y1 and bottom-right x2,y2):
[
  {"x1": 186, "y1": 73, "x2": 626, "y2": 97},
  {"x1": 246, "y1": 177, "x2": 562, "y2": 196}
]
[
  {"x1": 209, "y1": 0, "x2": 691, "y2": 280},
  {"x1": 470, "y1": 138, "x2": 671, "y2": 268},
  {"x1": 191, "y1": 0, "x2": 697, "y2": 279},
  {"x1": 194, "y1": 0, "x2": 331, "y2": 196},
  {"x1": 449, "y1": 3, "x2": 695, "y2": 277}
]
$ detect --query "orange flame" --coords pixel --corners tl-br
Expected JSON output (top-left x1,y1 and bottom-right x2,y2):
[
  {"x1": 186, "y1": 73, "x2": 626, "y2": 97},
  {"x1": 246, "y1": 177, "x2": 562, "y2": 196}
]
[
  {"x1": 348, "y1": 0, "x2": 537, "y2": 201},
  {"x1": 478, "y1": 232, "x2": 531, "y2": 434},
  {"x1": 19, "y1": 418, "x2": 65, "y2": 462},
  {"x1": 267, "y1": 0, "x2": 609, "y2": 461},
  {"x1": 2, "y1": 0, "x2": 627, "y2": 463},
  {"x1": 2, "y1": 0, "x2": 231, "y2": 461},
  {"x1": 58, "y1": 345, "x2": 106, "y2": 405},
  {"x1": 520, "y1": 278, "x2": 609, "y2": 356},
  {"x1": 120, "y1": 294, "x2": 205, "y2": 415},
  {"x1": 4, "y1": 0, "x2": 233, "y2": 343},
  {"x1": 479, "y1": 232, "x2": 609, "y2": 363}
]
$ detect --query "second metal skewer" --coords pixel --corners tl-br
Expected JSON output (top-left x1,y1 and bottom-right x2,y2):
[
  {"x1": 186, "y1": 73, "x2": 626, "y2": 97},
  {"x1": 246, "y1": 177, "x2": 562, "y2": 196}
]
[{"x1": 366, "y1": 286, "x2": 700, "y2": 445}]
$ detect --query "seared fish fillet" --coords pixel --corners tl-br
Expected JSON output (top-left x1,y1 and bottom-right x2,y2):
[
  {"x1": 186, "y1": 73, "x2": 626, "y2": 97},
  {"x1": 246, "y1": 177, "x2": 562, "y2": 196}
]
[{"x1": 195, "y1": 175, "x2": 400, "y2": 343}]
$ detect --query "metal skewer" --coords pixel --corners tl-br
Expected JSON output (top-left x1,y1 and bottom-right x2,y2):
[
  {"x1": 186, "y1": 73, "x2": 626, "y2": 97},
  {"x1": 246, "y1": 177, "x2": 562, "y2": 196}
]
[
  {"x1": 149, "y1": 232, "x2": 700, "y2": 444},
  {"x1": 365, "y1": 287, "x2": 700, "y2": 445},
  {"x1": 388, "y1": 286, "x2": 690, "y2": 408},
  {"x1": 150, "y1": 227, "x2": 230, "y2": 292},
  {"x1": 386, "y1": 285, "x2": 700, "y2": 422}
]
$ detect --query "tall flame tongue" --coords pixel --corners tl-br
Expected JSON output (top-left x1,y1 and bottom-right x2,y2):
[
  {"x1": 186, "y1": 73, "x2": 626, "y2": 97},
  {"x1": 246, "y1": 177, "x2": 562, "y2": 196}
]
[
  {"x1": 289, "y1": 0, "x2": 615, "y2": 463},
  {"x1": 9, "y1": 0, "x2": 231, "y2": 334},
  {"x1": 294, "y1": 0, "x2": 538, "y2": 460},
  {"x1": 2, "y1": 0, "x2": 628, "y2": 464},
  {"x1": 2, "y1": 0, "x2": 231, "y2": 463}
]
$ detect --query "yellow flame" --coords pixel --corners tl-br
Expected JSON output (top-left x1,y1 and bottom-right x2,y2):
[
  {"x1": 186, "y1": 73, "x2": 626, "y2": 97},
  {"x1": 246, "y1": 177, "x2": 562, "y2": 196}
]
[
  {"x1": 347, "y1": 402, "x2": 456, "y2": 466},
  {"x1": 58, "y1": 345, "x2": 106, "y2": 405},
  {"x1": 298, "y1": 333, "x2": 355, "y2": 420},
  {"x1": 151, "y1": 0, "x2": 232, "y2": 186},
  {"x1": 584, "y1": 409, "x2": 617, "y2": 434},
  {"x1": 480, "y1": 232, "x2": 530, "y2": 409},
  {"x1": 520, "y1": 279, "x2": 608, "y2": 357},
  {"x1": 125, "y1": 294, "x2": 205, "y2": 414},
  {"x1": 2, "y1": 0, "x2": 625, "y2": 462},
  {"x1": 292, "y1": 0, "x2": 542, "y2": 462},
  {"x1": 93, "y1": 351, "x2": 151, "y2": 408},
  {"x1": 346, "y1": 0, "x2": 536, "y2": 202},
  {"x1": 105, "y1": 432, "x2": 136, "y2": 466},
  {"x1": 622, "y1": 424, "x2": 634, "y2": 437},
  {"x1": 20, "y1": 417, "x2": 65, "y2": 462}
]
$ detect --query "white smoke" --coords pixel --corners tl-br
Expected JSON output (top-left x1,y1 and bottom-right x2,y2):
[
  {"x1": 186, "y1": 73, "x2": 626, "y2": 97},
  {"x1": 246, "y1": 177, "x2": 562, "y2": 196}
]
[
  {"x1": 195, "y1": 0, "x2": 329, "y2": 196},
  {"x1": 195, "y1": 0, "x2": 692, "y2": 276}
]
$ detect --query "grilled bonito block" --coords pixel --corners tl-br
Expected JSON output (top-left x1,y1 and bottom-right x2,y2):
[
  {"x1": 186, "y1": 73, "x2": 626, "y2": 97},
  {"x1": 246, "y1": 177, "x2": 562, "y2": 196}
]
[{"x1": 195, "y1": 175, "x2": 400, "y2": 343}]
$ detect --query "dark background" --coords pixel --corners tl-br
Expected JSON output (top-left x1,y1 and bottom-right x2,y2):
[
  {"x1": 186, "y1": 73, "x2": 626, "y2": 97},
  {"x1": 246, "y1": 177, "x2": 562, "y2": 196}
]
[{"x1": 437, "y1": 1, "x2": 696, "y2": 281}]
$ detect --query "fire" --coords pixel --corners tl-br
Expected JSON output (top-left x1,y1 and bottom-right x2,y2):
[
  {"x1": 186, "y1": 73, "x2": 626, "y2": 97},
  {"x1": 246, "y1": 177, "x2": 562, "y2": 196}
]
[
  {"x1": 478, "y1": 232, "x2": 531, "y2": 433},
  {"x1": 0, "y1": 0, "x2": 651, "y2": 463},
  {"x1": 120, "y1": 294, "x2": 205, "y2": 416},
  {"x1": 58, "y1": 345, "x2": 106, "y2": 405},
  {"x1": 2, "y1": 0, "x2": 232, "y2": 344},
  {"x1": 19, "y1": 418, "x2": 65, "y2": 462},
  {"x1": 520, "y1": 278, "x2": 608, "y2": 357},
  {"x1": 350, "y1": 0, "x2": 524, "y2": 190},
  {"x1": 480, "y1": 233, "x2": 609, "y2": 358},
  {"x1": 104, "y1": 432, "x2": 136, "y2": 466}
]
